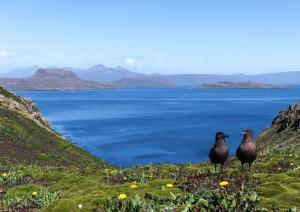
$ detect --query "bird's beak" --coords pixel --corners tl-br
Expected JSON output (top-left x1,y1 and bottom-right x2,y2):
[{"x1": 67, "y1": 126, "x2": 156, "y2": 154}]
[
  {"x1": 225, "y1": 135, "x2": 229, "y2": 138},
  {"x1": 241, "y1": 131, "x2": 246, "y2": 135}
]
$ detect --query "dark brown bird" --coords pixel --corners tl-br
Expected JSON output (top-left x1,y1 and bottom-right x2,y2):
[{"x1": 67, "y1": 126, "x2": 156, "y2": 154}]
[
  {"x1": 236, "y1": 129, "x2": 257, "y2": 171},
  {"x1": 209, "y1": 132, "x2": 229, "y2": 172}
]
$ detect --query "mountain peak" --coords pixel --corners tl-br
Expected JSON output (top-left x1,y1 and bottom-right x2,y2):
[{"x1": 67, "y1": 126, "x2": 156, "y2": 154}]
[
  {"x1": 78, "y1": 65, "x2": 145, "y2": 82},
  {"x1": 87, "y1": 64, "x2": 108, "y2": 71},
  {"x1": 115, "y1": 66, "x2": 127, "y2": 71}
]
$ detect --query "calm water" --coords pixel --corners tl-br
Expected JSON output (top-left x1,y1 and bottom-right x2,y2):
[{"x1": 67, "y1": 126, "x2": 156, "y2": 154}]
[{"x1": 18, "y1": 88, "x2": 300, "y2": 167}]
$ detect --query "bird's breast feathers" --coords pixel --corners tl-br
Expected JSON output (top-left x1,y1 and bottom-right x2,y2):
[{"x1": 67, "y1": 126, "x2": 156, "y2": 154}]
[{"x1": 240, "y1": 142, "x2": 256, "y2": 151}]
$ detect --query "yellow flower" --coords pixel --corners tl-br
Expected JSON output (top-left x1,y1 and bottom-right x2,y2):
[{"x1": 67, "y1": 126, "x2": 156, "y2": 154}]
[
  {"x1": 123, "y1": 177, "x2": 127, "y2": 180},
  {"x1": 118, "y1": 193, "x2": 127, "y2": 200},
  {"x1": 104, "y1": 168, "x2": 109, "y2": 173},
  {"x1": 290, "y1": 163, "x2": 294, "y2": 166},
  {"x1": 289, "y1": 154, "x2": 293, "y2": 157},
  {"x1": 1, "y1": 173, "x2": 7, "y2": 177},
  {"x1": 32, "y1": 191, "x2": 38, "y2": 196},
  {"x1": 77, "y1": 204, "x2": 83, "y2": 209},
  {"x1": 219, "y1": 181, "x2": 229, "y2": 187},
  {"x1": 165, "y1": 183, "x2": 174, "y2": 188},
  {"x1": 110, "y1": 170, "x2": 117, "y2": 174},
  {"x1": 130, "y1": 184, "x2": 138, "y2": 189}
]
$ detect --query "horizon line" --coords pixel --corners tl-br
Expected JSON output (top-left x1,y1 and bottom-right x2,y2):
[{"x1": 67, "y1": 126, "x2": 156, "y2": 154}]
[{"x1": 1, "y1": 64, "x2": 300, "y2": 76}]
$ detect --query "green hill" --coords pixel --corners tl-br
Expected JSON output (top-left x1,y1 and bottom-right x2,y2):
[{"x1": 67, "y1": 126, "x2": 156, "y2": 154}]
[
  {"x1": 0, "y1": 87, "x2": 108, "y2": 168},
  {"x1": 0, "y1": 87, "x2": 299, "y2": 211}
]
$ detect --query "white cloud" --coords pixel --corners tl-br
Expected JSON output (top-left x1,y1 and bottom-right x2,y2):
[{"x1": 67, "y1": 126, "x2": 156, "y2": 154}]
[
  {"x1": 124, "y1": 57, "x2": 136, "y2": 67},
  {"x1": 113, "y1": 56, "x2": 151, "y2": 70},
  {"x1": 0, "y1": 49, "x2": 43, "y2": 59},
  {"x1": 0, "y1": 49, "x2": 17, "y2": 58}
]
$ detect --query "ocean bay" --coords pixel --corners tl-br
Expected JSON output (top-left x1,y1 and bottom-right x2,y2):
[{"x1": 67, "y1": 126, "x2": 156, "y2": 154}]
[{"x1": 19, "y1": 87, "x2": 300, "y2": 167}]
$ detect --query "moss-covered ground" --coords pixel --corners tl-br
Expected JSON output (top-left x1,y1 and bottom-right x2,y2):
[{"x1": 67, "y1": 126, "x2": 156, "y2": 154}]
[{"x1": 0, "y1": 150, "x2": 299, "y2": 211}]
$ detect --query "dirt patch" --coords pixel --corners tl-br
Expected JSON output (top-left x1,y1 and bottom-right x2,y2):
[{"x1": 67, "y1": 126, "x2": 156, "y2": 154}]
[
  {"x1": 267, "y1": 160, "x2": 294, "y2": 174},
  {"x1": 176, "y1": 173, "x2": 255, "y2": 194},
  {"x1": 0, "y1": 140, "x2": 38, "y2": 163},
  {"x1": 4, "y1": 205, "x2": 37, "y2": 212}
]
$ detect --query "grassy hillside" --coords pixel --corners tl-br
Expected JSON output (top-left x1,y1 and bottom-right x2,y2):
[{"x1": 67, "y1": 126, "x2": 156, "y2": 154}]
[
  {"x1": 0, "y1": 87, "x2": 108, "y2": 168},
  {"x1": 254, "y1": 103, "x2": 300, "y2": 210},
  {"x1": 0, "y1": 87, "x2": 299, "y2": 211}
]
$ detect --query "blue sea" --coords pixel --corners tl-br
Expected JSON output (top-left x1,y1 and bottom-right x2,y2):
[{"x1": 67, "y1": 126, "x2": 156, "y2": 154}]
[{"x1": 18, "y1": 87, "x2": 300, "y2": 167}]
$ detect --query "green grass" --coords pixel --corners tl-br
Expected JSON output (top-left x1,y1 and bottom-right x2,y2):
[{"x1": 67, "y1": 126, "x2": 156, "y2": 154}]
[{"x1": 0, "y1": 155, "x2": 298, "y2": 211}]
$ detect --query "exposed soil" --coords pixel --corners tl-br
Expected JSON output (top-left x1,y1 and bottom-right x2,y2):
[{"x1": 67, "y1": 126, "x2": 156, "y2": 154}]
[{"x1": 0, "y1": 140, "x2": 37, "y2": 163}]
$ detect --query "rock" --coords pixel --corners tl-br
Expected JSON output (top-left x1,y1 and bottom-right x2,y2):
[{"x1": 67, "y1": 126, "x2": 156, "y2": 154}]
[
  {"x1": 0, "y1": 94, "x2": 5, "y2": 103},
  {"x1": 272, "y1": 103, "x2": 300, "y2": 132},
  {"x1": 22, "y1": 97, "x2": 51, "y2": 129}
]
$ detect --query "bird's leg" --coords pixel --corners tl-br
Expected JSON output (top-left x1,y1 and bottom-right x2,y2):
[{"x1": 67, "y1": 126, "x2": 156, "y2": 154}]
[
  {"x1": 248, "y1": 163, "x2": 251, "y2": 171},
  {"x1": 214, "y1": 164, "x2": 217, "y2": 173},
  {"x1": 241, "y1": 163, "x2": 244, "y2": 172},
  {"x1": 220, "y1": 164, "x2": 223, "y2": 173}
]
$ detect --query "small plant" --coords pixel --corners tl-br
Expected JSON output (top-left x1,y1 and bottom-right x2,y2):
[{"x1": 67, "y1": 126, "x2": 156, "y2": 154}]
[
  {"x1": 0, "y1": 190, "x2": 61, "y2": 210},
  {"x1": 103, "y1": 186, "x2": 261, "y2": 211},
  {"x1": 0, "y1": 171, "x2": 24, "y2": 186}
]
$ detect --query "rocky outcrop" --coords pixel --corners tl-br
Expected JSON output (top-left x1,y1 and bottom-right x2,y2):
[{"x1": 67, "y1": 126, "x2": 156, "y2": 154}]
[
  {"x1": 256, "y1": 102, "x2": 300, "y2": 154},
  {"x1": 22, "y1": 97, "x2": 51, "y2": 128},
  {"x1": 0, "y1": 94, "x2": 5, "y2": 103},
  {"x1": 271, "y1": 103, "x2": 300, "y2": 132},
  {"x1": 0, "y1": 88, "x2": 51, "y2": 128}
]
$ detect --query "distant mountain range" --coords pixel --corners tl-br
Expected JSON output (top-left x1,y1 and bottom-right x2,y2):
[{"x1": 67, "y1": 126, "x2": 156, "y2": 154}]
[
  {"x1": 116, "y1": 76, "x2": 172, "y2": 88},
  {"x1": 1, "y1": 64, "x2": 300, "y2": 90},
  {"x1": 77, "y1": 65, "x2": 145, "y2": 82},
  {"x1": 0, "y1": 69, "x2": 115, "y2": 91},
  {"x1": 2, "y1": 66, "x2": 41, "y2": 78}
]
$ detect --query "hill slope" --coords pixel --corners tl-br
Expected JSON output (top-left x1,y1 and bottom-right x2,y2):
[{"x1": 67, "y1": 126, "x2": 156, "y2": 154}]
[
  {"x1": 0, "y1": 87, "x2": 107, "y2": 168},
  {"x1": 256, "y1": 103, "x2": 300, "y2": 154},
  {"x1": 0, "y1": 66, "x2": 40, "y2": 78}
]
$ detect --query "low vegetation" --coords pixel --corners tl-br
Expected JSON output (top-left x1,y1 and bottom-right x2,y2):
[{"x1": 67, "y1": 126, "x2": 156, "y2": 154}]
[{"x1": 0, "y1": 87, "x2": 299, "y2": 211}]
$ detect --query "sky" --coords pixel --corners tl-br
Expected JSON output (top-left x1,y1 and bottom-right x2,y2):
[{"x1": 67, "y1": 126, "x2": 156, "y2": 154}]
[{"x1": 0, "y1": 0, "x2": 300, "y2": 74}]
